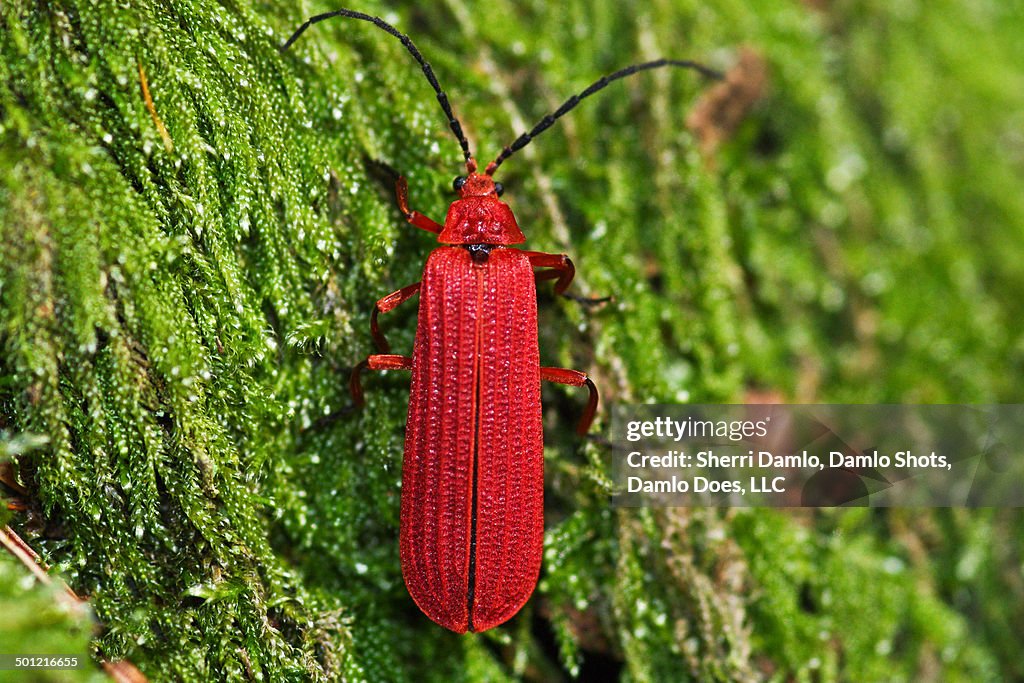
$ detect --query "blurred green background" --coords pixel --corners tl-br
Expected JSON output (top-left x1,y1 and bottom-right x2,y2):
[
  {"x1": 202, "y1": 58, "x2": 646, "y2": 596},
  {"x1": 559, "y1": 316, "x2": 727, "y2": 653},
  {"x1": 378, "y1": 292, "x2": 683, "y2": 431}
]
[{"x1": 1, "y1": 0, "x2": 1022, "y2": 680}]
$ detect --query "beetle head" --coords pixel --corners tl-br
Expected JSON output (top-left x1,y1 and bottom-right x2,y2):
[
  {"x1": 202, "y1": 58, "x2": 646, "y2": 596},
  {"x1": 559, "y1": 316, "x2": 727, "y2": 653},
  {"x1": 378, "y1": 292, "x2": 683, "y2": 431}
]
[
  {"x1": 438, "y1": 172, "x2": 524, "y2": 245},
  {"x1": 452, "y1": 173, "x2": 504, "y2": 199}
]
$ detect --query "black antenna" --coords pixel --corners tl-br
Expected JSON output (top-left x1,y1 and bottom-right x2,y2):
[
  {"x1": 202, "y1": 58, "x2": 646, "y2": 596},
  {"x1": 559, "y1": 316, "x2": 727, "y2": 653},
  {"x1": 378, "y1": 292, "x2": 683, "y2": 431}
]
[
  {"x1": 282, "y1": 9, "x2": 477, "y2": 172},
  {"x1": 485, "y1": 59, "x2": 722, "y2": 175}
]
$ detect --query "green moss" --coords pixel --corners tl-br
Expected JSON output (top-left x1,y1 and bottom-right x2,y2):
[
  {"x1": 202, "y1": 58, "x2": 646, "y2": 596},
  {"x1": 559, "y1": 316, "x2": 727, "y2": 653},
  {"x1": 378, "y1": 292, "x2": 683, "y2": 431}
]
[
  {"x1": 0, "y1": 554, "x2": 106, "y2": 683},
  {"x1": 1, "y1": 0, "x2": 1021, "y2": 680}
]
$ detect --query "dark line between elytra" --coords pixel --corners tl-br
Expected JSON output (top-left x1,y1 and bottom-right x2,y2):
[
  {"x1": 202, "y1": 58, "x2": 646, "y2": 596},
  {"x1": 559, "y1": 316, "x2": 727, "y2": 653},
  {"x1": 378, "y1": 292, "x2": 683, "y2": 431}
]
[{"x1": 465, "y1": 266, "x2": 486, "y2": 633}]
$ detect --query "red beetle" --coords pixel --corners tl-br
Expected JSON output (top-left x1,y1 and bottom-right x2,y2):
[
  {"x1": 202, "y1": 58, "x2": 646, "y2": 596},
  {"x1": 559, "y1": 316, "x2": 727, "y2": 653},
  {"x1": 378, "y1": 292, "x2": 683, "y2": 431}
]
[{"x1": 284, "y1": 9, "x2": 717, "y2": 633}]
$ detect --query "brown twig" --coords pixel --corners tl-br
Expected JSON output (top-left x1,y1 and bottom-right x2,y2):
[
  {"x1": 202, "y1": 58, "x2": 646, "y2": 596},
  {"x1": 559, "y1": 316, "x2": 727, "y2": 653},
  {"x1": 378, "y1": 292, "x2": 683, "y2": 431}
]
[
  {"x1": 0, "y1": 525, "x2": 149, "y2": 682},
  {"x1": 686, "y1": 46, "x2": 768, "y2": 160},
  {"x1": 0, "y1": 461, "x2": 29, "y2": 496},
  {"x1": 138, "y1": 60, "x2": 174, "y2": 153},
  {"x1": 0, "y1": 524, "x2": 55, "y2": 586},
  {"x1": 102, "y1": 660, "x2": 149, "y2": 683}
]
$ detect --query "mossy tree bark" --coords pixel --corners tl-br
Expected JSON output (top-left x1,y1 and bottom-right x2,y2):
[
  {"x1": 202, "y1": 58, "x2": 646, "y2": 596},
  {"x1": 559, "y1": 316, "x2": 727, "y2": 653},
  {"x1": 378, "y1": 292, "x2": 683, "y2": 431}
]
[{"x1": 1, "y1": 1, "x2": 1021, "y2": 680}]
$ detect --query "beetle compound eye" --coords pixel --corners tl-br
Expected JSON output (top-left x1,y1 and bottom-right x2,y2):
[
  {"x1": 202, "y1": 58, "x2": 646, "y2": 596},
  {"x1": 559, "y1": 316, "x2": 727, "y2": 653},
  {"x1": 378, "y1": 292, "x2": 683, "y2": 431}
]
[
  {"x1": 453, "y1": 176, "x2": 467, "y2": 192},
  {"x1": 494, "y1": 182, "x2": 504, "y2": 197}
]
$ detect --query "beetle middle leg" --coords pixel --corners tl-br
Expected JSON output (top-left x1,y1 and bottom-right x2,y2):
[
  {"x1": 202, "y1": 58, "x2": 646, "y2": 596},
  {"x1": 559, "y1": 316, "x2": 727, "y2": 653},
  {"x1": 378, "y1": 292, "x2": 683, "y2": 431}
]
[
  {"x1": 350, "y1": 354, "x2": 413, "y2": 407},
  {"x1": 540, "y1": 367, "x2": 599, "y2": 435},
  {"x1": 371, "y1": 282, "x2": 421, "y2": 352}
]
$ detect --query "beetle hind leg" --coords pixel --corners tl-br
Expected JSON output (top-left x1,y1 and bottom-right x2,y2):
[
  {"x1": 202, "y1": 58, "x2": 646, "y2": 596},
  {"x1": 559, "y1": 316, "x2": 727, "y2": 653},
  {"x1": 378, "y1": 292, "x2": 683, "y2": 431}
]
[
  {"x1": 308, "y1": 354, "x2": 414, "y2": 431},
  {"x1": 350, "y1": 354, "x2": 413, "y2": 407}
]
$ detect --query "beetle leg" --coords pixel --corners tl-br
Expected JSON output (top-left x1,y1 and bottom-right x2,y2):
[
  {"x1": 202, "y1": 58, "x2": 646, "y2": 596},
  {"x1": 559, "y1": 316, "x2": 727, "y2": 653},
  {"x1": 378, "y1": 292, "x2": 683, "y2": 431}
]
[
  {"x1": 524, "y1": 251, "x2": 575, "y2": 295},
  {"x1": 350, "y1": 354, "x2": 413, "y2": 407},
  {"x1": 396, "y1": 177, "x2": 443, "y2": 234},
  {"x1": 535, "y1": 270, "x2": 612, "y2": 306},
  {"x1": 371, "y1": 282, "x2": 421, "y2": 352},
  {"x1": 528, "y1": 251, "x2": 611, "y2": 305},
  {"x1": 562, "y1": 291, "x2": 612, "y2": 305},
  {"x1": 540, "y1": 367, "x2": 599, "y2": 435}
]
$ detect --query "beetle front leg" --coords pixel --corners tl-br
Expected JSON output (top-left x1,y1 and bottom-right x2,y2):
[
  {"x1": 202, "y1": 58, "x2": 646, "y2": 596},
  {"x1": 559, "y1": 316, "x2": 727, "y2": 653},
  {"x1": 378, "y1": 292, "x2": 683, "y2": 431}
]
[
  {"x1": 525, "y1": 251, "x2": 575, "y2": 295},
  {"x1": 396, "y1": 177, "x2": 443, "y2": 234},
  {"x1": 527, "y1": 251, "x2": 611, "y2": 305},
  {"x1": 371, "y1": 282, "x2": 421, "y2": 352},
  {"x1": 350, "y1": 354, "x2": 413, "y2": 407},
  {"x1": 540, "y1": 366, "x2": 599, "y2": 435}
]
